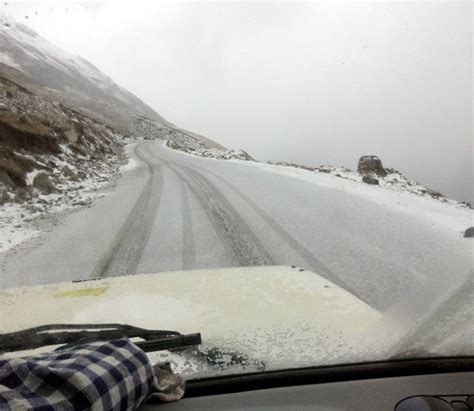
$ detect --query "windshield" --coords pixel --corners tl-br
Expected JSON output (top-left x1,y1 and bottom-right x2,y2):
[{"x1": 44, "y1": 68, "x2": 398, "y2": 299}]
[{"x1": 0, "y1": 1, "x2": 472, "y2": 381}]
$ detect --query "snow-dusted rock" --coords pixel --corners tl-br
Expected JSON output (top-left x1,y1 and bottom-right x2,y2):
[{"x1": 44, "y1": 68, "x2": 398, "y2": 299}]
[{"x1": 358, "y1": 155, "x2": 387, "y2": 177}]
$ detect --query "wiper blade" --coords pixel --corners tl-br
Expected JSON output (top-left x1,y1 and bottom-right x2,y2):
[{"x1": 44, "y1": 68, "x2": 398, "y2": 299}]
[{"x1": 0, "y1": 323, "x2": 201, "y2": 353}]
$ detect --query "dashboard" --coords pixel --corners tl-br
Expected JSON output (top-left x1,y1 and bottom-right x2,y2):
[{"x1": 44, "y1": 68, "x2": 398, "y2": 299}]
[{"x1": 140, "y1": 358, "x2": 474, "y2": 410}]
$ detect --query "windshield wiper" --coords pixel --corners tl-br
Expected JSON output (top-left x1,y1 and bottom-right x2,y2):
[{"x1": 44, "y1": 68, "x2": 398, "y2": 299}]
[{"x1": 0, "y1": 323, "x2": 201, "y2": 353}]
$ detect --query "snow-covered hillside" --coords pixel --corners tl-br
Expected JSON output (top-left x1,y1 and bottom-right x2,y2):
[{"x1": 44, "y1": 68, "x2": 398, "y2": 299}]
[{"x1": 0, "y1": 11, "x2": 165, "y2": 134}]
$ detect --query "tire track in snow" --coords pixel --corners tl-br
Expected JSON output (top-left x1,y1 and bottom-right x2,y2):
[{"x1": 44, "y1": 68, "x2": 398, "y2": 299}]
[
  {"x1": 192, "y1": 166, "x2": 367, "y2": 304},
  {"x1": 90, "y1": 142, "x2": 163, "y2": 278},
  {"x1": 168, "y1": 164, "x2": 275, "y2": 267},
  {"x1": 177, "y1": 176, "x2": 196, "y2": 269}
]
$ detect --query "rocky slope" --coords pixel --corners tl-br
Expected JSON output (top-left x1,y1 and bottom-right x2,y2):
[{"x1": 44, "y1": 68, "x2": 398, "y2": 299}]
[{"x1": 0, "y1": 74, "x2": 125, "y2": 205}]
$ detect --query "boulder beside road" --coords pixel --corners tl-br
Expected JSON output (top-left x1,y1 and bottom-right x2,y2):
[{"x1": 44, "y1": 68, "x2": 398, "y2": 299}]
[{"x1": 358, "y1": 155, "x2": 387, "y2": 177}]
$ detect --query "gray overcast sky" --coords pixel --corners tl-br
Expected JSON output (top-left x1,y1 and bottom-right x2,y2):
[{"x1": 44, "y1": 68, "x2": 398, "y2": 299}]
[{"x1": 6, "y1": 1, "x2": 473, "y2": 202}]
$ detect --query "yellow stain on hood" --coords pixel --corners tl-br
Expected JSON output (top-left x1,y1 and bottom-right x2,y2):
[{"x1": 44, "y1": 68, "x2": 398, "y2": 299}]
[{"x1": 55, "y1": 287, "x2": 107, "y2": 298}]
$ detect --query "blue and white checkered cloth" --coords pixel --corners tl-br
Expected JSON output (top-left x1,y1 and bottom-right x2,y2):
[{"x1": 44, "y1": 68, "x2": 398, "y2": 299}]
[{"x1": 0, "y1": 339, "x2": 156, "y2": 410}]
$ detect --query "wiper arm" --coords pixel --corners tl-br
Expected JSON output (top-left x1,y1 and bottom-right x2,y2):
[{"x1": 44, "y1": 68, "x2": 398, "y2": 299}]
[{"x1": 0, "y1": 323, "x2": 201, "y2": 353}]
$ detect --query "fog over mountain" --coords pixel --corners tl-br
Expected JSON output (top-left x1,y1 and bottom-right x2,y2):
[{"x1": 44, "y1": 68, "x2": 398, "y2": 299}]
[{"x1": 4, "y1": 1, "x2": 472, "y2": 203}]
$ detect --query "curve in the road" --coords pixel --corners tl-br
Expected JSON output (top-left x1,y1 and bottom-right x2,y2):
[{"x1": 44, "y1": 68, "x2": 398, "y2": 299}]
[
  {"x1": 90, "y1": 142, "x2": 163, "y2": 278},
  {"x1": 169, "y1": 164, "x2": 275, "y2": 267},
  {"x1": 115, "y1": 142, "x2": 371, "y2": 307}
]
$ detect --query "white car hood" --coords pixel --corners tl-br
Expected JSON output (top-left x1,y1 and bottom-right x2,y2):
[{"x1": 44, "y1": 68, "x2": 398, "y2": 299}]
[{"x1": 0, "y1": 266, "x2": 400, "y2": 376}]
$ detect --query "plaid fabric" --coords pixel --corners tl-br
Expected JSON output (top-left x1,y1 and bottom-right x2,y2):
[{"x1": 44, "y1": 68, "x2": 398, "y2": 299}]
[{"x1": 0, "y1": 339, "x2": 155, "y2": 411}]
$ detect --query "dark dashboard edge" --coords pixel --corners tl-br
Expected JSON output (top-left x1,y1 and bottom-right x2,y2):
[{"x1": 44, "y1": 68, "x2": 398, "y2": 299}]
[{"x1": 183, "y1": 357, "x2": 474, "y2": 398}]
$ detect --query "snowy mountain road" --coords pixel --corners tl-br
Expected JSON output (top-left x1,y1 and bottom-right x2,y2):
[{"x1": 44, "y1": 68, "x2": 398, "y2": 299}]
[{"x1": 1, "y1": 140, "x2": 471, "y2": 318}]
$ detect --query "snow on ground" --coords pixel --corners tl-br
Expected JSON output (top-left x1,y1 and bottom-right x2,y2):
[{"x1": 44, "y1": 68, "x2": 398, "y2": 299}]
[
  {"x1": 0, "y1": 177, "x2": 106, "y2": 253},
  {"x1": 3, "y1": 138, "x2": 471, "y2": 253},
  {"x1": 164, "y1": 140, "x2": 254, "y2": 161},
  {"x1": 244, "y1": 161, "x2": 473, "y2": 235},
  {"x1": 165, "y1": 140, "x2": 472, "y2": 236},
  {"x1": 121, "y1": 156, "x2": 139, "y2": 173},
  {"x1": 24, "y1": 169, "x2": 42, "y2": 186},
  {"x1": 0, "y1": 142, "x2": 136, "y2": 254},
  {"x1": 187, "y1": 147, "x2": 254, "y2": 161},
  {"x1": 0, "y1": 203, "x2": 40, "y2": 252}
]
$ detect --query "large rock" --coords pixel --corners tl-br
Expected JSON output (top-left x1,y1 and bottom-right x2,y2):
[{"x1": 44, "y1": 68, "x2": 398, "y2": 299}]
[
  {"x1": 33, "y1": 172, "x2": 58, "y2": 194},
  {"x1": 358, "y1": 155, "x2": 387, "y2": 177},
  {"x1": 464, "y1": 227, "x2": 474, "y2": 238}
]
